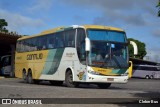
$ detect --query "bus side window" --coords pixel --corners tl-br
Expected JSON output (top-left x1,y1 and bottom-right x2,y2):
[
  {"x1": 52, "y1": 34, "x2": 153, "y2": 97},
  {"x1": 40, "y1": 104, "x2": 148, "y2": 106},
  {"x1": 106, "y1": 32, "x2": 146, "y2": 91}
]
[
  {"x1": 37, "y1": 36, "x2": 47, "y2": 50},
  {"x1": 16, "y1": 41, "x2": 21, "y2": 52},
  {"x1": 55, "y1": 32, "x2": 64, "y2": 48},
  {"x1": 42, "y1": 36, "x2": 47, "y2": 50},
  {"x1": 25, "y1": 40, "x2": 30, "y2": 52},
  {"x1": 27, "y1": 38, "x2": 36, "y2": 51},
  {"x1": 64, "y1": 29, "x2": 75, "y2": 47},
  {"x1": 21, "y1": 41, "x2": 25, "y2": 52},
  {"x1": 47, "y1": 34, "x2": 55, "y2": 49},
  {"x1": 32, "y1": 38, "x2": 37, "y2": 51}
]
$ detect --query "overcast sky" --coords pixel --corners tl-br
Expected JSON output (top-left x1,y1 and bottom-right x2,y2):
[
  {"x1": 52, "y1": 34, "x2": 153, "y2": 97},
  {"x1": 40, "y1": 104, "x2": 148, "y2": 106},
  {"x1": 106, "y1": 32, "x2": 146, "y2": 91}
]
[{"x1": 0, "y1": 0, "x2": 159, "y2": 62}]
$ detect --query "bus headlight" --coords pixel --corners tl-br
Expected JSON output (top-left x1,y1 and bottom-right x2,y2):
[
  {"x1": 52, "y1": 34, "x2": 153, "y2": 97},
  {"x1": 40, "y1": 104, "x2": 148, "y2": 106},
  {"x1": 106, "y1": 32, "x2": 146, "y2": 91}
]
[{"x1": 88, "y1": 71, "x2": 100, "y2": 75}]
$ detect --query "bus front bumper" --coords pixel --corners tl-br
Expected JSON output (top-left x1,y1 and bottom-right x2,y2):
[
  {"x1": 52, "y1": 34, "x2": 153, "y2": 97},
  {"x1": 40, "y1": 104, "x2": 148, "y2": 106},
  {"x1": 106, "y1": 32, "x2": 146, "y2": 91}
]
[{"x1": 86, "y1": 73, "x2": 128, "y2": 83}]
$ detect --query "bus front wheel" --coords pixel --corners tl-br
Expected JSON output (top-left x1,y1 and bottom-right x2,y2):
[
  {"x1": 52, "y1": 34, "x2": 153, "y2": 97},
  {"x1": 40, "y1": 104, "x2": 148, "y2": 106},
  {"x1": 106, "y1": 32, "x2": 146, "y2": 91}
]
[
  {"x1": 97, "y1": 83, "x2": 111, "y2": 89},
  {"x1": 145, "y1": 75, "x2": 150, "y2": 79},
  {"x1": 65, "y1": 70, "x2": 79, "y2": 88}
]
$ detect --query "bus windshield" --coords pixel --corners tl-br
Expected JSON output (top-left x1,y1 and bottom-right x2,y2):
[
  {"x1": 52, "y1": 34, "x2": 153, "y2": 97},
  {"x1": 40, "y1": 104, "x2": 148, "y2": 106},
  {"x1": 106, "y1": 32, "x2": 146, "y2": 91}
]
[{"x1": 88, "y1": 29, "x2": 128, "y2": 69}]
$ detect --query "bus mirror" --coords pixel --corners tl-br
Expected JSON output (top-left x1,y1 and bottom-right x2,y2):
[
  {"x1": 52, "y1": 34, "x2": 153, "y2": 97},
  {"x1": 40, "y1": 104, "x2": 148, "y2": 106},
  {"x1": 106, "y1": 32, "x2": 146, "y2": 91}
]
[
  {"x1": 129, "y1": 62, "x2": 131, "y2": 67},
  {"x1": 85, "y1": 37, "x2": 91, "y2": 51},
  {"x1": 130, "y1": 41, "x2": 138, "y2": 55}
]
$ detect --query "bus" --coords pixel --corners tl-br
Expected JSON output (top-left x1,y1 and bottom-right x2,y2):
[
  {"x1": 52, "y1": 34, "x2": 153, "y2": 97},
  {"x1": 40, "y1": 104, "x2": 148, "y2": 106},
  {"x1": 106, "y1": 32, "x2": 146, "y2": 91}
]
[
  {"x1": 0, "y1": 55, "x2": 11, "y2": 75},
  {"x1": 132, "y1": 64, "x2": 160, "y2": 79},
  {"x1": 15, "y1": 25, "x2": 134, "y2": 88}
]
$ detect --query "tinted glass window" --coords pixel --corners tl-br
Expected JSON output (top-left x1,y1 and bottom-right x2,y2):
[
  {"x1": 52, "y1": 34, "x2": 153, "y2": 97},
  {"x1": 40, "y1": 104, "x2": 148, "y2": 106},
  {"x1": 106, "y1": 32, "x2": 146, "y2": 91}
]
[
  {"x1": 17, "y1": 29, "x2": 77, "y2": 52},
  {"x1": 64, "y1": 29, "x2": 75, "y2": 47},
  {"x1": 47, "y1": 34, "x2": 55, "y2": 49},
  {"x1": 16, "y1": 41, "x2": 21, "y2": 52},
  {"x1": 37, "y1": 36, "x2": 47, "y2": 50},
  {"x1": 88, "y1": 30, "x2": 126, "y2": 43},
  {"x1": 29, "y1": 38, "x2": 37, "y2": 51},
  {"x1": 54, "y1": 32, "x2": 64, "y2": 48}
]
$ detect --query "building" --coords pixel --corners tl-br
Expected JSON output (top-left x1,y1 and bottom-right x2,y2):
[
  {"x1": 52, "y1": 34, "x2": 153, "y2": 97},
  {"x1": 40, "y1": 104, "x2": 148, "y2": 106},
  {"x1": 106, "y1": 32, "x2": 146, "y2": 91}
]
[{"x1": 0, "y1": 32, "x2": 21, "y2": 77}]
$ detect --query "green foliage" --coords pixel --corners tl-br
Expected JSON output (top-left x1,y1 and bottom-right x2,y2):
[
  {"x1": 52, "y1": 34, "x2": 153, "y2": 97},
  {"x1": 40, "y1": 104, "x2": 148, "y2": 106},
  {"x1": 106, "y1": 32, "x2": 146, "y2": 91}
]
[
  {"x1": 0, "y1": 19, "x2": 8, "y2": 33},
  {"x1": 158, "y1": 10, "x2": 160, "y2": 17},
  {"x1": 156, "y1": 0, "x2": 160, "y2": 17},
  {"x1": 128, "y1": 38, "x2": 147, "y2": 59},
  {"x1": 156, "y1": 0, "x2": 160, "y2": 7}
]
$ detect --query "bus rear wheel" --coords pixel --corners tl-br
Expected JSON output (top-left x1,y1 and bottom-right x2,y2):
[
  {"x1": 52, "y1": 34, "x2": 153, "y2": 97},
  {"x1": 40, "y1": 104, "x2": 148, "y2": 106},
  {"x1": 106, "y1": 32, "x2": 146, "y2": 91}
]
[
  {"x1": 22, "y1": 70, "x2": 27, "y2": 82},
  {"x1": 97, "y1": 83, "x2": 111, "y2": 89},
  {"x1": 27, "y1": 72, "x2": 39, "y2": 84},
  {"x1": 65, "y1": 70, "x2": 79, "y2": 88},
  {"x1": 27, "y1": 72, "x2": 34, "y2": 84},
  {"x1": 150, "y1": 75, "x2": 154, "y2": 79}
]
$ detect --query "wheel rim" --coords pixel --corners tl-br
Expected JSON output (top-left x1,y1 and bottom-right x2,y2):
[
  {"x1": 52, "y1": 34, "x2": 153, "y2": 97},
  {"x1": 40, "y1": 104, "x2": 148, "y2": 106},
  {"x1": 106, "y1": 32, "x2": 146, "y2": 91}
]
[
  {"x1": 146, "y1": 76, "x2": 149, "y2": 79},
  {"x1": 68, "y1": 74, "x2": 73, "y2": 83},
  {"x1": 28, "y1": 74, "x2": 32, "y2": 83},
  {"x1": 23, "y1": 72, "x2": 26, "y2": 80}
]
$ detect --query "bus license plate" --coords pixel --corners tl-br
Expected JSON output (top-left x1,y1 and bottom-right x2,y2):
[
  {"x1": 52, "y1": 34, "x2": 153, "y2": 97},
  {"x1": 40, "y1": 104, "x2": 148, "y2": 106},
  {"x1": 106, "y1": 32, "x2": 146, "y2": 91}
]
[{"x1": 107, "y1": 78, "x2": 114, "y2": 81}]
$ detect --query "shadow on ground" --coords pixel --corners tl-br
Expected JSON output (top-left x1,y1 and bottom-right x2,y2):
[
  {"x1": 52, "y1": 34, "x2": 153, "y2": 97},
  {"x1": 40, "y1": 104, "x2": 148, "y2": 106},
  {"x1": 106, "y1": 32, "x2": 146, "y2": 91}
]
[{"x1": 18, "y1": 80, "x2": 126, "y2": 90}]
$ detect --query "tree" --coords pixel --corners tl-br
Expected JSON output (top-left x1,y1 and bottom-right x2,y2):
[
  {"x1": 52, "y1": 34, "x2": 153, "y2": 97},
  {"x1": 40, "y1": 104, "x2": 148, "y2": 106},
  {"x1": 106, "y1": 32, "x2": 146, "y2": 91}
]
[
  {"x1": 0, "y1": 19, "x2": 8, "y2": 33},
  {"x1": 156, "y1": 0, "x2": 160, "y2": 17},
  {"x1": 128, "y1": 38, "x2": 147, "y2": 59}
]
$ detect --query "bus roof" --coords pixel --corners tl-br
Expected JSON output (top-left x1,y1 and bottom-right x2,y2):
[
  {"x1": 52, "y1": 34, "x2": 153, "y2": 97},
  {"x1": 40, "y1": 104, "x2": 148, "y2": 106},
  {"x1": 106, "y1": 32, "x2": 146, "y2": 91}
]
[
  {"x1": 83, "y1": 25, "x2": 124, "y2": 32},
  {"x1": 18, "y1": 25, "x2": 124, "y2": 41}
]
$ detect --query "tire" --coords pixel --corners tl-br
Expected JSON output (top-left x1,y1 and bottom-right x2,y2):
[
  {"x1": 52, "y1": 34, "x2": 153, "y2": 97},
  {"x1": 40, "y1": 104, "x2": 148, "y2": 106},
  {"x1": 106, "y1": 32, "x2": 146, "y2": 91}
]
[
  {"x1": 27, "y1": 72, "x2": 40, "y2": 84},
  {"x1": 97, "y1": 83, "x2": 111, "y2": 89},
  {"x1": 145, "y1": 75, "x2": 150, "y2": 79},
  {"x1": 150, "y1": 75, "x2": 154, "y2": 79},
  {"x1": 50, "y1": 81, "x2": 63, "y2": 86},
  {"x1": 65, "y1": 70, "x2": 79, "y2": 88},
  {"x1": 22, "y1": 71, "x2": 27, "y2": 83},
  {"x1": 27, "y1": 72, "x2": 34, "y2": 84}
]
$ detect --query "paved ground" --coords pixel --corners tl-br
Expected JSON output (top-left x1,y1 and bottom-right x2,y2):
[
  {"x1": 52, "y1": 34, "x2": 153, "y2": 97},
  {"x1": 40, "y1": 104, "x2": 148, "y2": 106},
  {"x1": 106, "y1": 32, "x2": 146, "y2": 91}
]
[{"x1": 0, "y1": 78, "x2": 160, "y2": 107}]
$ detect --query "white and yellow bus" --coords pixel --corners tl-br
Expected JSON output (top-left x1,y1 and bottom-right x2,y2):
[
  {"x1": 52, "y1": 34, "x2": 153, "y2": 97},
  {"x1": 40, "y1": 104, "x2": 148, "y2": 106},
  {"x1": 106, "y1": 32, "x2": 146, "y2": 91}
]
[{"x1": 15, "y1": 25, "x2": 131, "y2": 88}]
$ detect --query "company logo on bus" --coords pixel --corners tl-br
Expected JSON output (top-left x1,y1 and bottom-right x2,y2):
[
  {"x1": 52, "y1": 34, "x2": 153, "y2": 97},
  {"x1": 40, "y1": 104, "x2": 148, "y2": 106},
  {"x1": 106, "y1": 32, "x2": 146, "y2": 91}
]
[
  {"x1": 27, "y1": 53, "x2": 43, "y2": 60},
  {"x1": 66, "y1": 53, "x2": 75, "y2": 57}
]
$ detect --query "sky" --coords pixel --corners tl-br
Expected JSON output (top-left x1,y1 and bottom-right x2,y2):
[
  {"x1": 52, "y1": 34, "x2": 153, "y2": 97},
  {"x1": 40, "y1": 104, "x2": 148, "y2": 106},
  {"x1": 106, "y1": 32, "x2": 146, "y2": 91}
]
[{"x1": 0, "y1": 0, "x2": 160, "y2": 62}]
